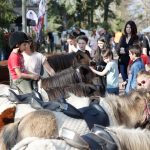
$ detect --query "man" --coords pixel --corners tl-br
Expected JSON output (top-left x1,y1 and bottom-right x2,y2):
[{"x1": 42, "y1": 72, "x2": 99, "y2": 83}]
[{"x1": 73, "y1": 27, "x2": 85, "y2": 38}]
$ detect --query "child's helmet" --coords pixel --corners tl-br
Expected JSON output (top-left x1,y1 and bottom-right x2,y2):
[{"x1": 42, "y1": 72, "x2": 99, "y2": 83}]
[{"x1": 9, "y1": 31, "x2": 29, "y2": 49}]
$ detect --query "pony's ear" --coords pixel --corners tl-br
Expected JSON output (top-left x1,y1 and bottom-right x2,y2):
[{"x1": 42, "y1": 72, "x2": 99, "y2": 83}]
[{"x1": 75, "y1": 51, "x2": 84, "y2": 60}]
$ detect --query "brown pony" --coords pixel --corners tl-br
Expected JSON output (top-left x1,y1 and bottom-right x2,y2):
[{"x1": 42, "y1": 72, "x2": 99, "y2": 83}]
[
  {"x1": 41, "y1": 65, "x2": 96, "y2": 90},
  {"x1": 45, "y1": 83, "x2": 98, "y2": 101},
  {"x1": 46, "y1": 51, "x2": 91, "y2": 72}
]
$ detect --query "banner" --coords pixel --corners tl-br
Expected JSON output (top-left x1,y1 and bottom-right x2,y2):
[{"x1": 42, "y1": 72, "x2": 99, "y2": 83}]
[
  {"x1": 36, "y1": 0, "x2": 46, "y2": 42},
  {"x1": 26, "y1": 10, "x2": 38, "y2": 24}
]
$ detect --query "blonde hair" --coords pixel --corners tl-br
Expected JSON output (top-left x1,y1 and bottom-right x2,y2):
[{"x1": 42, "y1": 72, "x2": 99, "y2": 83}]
[{"x1": 137, "y1": 70, "x2": 150, "y2": 78}]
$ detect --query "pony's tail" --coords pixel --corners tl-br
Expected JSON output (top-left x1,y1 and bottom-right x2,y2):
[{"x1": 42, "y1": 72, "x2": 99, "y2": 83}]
[{"x1": 0, "y1": 120, "x2": 20, "y2": 149}]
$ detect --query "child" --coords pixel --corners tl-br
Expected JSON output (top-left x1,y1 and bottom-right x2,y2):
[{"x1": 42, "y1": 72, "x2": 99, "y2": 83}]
[
  {"x1": 8, "y1": 31, "x2": 40, "y2": 94},
  {"x1": 22, "y1": 36, "x2": 55, "y2": 78},
  {"x1": 122, "y1": 44, "x2": 145, "y2": 94},
  {"x1": 76, "y1": 35, "x2": 92, "y2": 58},
  {"x1": 90, "y1": 49, "x2": 119, "y2": 95},
  {"x1": 67, "y1": 34, "x2": 78, "y2": 53}
]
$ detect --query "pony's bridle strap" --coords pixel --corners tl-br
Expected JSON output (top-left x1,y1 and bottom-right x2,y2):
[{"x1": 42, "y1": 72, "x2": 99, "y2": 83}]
[
  {"x1": 144, "y1": 99, "x2": 150, "y2": 122},
  {"x1": 76, "y1": 68, "x2": 83, "y2": 83}
]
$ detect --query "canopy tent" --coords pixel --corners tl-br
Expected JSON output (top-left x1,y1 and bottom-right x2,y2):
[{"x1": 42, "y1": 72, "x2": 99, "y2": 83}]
[
  {"x1": 141, "y1": 26, "x2": 150, "y2": 33},
  {"x1": 14, "y1": 16, "x2": 36, "y2": 27}
]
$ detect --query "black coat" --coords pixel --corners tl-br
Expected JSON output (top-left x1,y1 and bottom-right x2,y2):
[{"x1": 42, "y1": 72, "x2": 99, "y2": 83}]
[{"x1": 117, "y1": 34, "x2": 138, "y2": 65}]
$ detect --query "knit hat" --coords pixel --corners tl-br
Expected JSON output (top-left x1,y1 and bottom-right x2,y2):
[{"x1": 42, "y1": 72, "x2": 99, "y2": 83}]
[{"x1": 9, "y1": 31, "x2": 29, "y2": 49}]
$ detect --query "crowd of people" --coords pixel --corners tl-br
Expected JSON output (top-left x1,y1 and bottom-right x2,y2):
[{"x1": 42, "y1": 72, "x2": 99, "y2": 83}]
[{"x1": 7, "y1": 20, "x2": 150, "y2": 96}]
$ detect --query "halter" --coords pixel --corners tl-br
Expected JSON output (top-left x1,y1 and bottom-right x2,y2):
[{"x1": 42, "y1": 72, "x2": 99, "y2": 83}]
[{"x1": 76, "y1": 68, "x2": 83, "y2": 83}]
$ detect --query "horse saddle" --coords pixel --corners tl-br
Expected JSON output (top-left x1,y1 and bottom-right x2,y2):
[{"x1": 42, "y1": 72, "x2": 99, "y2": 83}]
[
  {"x1": 79, "y1": 103, "x2": 109, "y2": 129},
  {"x1": 60, "y1": 125, "x2": 118, "y2": 150}
]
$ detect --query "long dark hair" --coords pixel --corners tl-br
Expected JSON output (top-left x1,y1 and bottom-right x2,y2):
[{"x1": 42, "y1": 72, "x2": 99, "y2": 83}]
[{"x1": 124, "y1": 20, "x2": 137, "y2": 38}]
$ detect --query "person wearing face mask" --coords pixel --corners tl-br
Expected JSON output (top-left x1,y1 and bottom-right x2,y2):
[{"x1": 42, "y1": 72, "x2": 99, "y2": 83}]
[{"x1": 117, "y1": 20, "x2": 139, "y2": 86}]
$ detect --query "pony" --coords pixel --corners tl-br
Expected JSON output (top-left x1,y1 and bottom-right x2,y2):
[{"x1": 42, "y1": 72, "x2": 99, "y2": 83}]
[
  {"x1": 69, "y1": 89, "x2": 150, "y2": 128},
  {"x1": 46, "y1": 51, "x2": 91, "y2": 72},
  {"x1": 106, "y1": 126, "x2": 150, "y2": 150},
  {"x1": 5, "y1": 126, "x2": 150, "y2": 150},
  {"x1": 45, "y1": 83, "x2": 98, "y2": 101},
  {"x1": 41, "y1": 65, "x2": 96, "y2": 90},
  {"x1": 0, "y1": 89, "x2": 150, "y2": 149},
  {"x1": 0, "y1": 110, "x2": 58, "y2": 150}
]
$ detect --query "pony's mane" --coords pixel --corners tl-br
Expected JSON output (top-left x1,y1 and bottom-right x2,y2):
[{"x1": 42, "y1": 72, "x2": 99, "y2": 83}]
[
  {"x1": 105, "y1": 90, "x2": 147, "y2": 110},
  {"x1": 41, "y1": 68, "x2": 80, "y2": 90},
  {"x1": 45, "y1": 83, "x2": 97, "y2": 101},
  {"x1": 108, "y1": 126, "x2": 150, "y2": 150},
  {"x1": 47, "y1": 52, "x2": 76, "y2": 72}
]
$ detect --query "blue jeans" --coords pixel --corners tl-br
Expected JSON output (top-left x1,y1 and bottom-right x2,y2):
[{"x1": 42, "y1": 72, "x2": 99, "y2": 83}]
[
  {"x1": 119, "y1": 64, "x2": 128, "y2": 81},
  {"x1": 106, "y1": 87, "x2": 119, "y2": 95}
]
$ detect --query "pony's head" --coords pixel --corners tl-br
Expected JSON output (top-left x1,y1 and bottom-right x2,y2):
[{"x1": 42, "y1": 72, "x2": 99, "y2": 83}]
[
  {"x1": 74, "y1": 51, "x2": 91, "y2": 66},
  {"x1": 105, "y1": 89, "x2": 150, "y2": 128},
  {"x1": 130, "y1": 89, "x2": 150, "y2": 129},
  {"x1": 125, "y1": 89, "x2": 150, "y2": 128},
  {"x1": 77, "y1": 65, "x2": 96, "y2": 84}
]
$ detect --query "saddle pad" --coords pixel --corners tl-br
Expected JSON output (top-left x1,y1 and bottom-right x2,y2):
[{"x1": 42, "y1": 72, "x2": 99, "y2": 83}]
[
  {"x1": 53, "y1": 111, "x2": 90, "y2": 136},
  {"x1": 12, "y1": 137, "x2": 79, "y2": 150}
]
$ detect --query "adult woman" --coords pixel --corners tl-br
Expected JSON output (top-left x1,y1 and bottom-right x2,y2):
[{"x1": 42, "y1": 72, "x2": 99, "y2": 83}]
[
  {"x1": 117, "y1": 20, "x2": 139, "y2": 83},
  {"x1": 22, "y1": 37, "x2": 55, "y2": 78}
]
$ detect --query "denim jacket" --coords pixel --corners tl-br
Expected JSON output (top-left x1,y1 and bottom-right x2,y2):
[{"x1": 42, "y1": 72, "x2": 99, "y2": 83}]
[{"x1": 125, "y1": 58, "x2": 145, "y2": 94}]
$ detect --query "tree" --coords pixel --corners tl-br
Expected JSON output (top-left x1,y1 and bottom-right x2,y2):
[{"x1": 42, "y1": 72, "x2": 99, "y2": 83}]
[
  {"x1": 0, "y1": 0, "x2": 15, "y2": 29},
  {"x1": 46, "y1": 0, "x2": 122, "y2": 31},
  {"x1": 99, "y1": 0, "x2": 121, "y2": 30},
  {"x1": 0, "y1": 0, "x2": 15, "y2": 49}
]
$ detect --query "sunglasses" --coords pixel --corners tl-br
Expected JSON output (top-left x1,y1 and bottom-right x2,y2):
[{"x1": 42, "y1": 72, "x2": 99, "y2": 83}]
[{"x1": 137, "y1": 80, "x2": 146, "y2": 86}]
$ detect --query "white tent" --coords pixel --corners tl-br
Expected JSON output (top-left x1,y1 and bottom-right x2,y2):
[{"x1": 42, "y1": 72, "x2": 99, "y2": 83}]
[{"x1": 142, "y1": 26, "x2": 150, "y2": 33}]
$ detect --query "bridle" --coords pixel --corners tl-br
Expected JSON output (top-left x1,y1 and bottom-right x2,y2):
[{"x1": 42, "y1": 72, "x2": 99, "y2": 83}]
[
  {"x1": 139, "y1": 98, "x2": 150, "y2": 128},
  {"x1": 76, "y1": 68, "x2": 83, "y2": 83}
]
